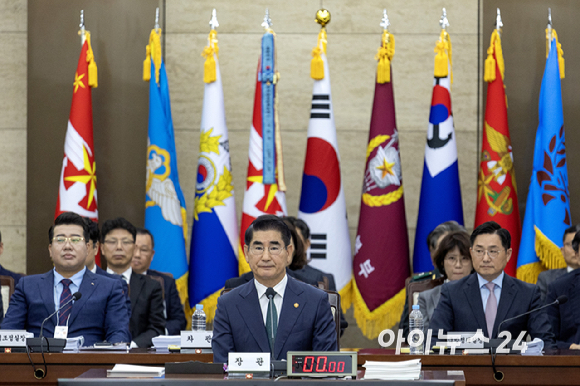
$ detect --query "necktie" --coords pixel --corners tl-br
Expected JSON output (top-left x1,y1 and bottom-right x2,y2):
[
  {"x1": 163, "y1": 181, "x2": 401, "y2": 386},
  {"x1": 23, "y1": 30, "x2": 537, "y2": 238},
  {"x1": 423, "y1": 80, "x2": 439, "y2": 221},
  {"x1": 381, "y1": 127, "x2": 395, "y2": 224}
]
[
  {"x1": 58, "y1": 279, "x2": 73, "y2": 326},
  {"x1": 485, "y1": 282, "x2": 497, "y2": 338},
  {"x1": 265, "y1": 287, "x2": 278, "y2": 352}
]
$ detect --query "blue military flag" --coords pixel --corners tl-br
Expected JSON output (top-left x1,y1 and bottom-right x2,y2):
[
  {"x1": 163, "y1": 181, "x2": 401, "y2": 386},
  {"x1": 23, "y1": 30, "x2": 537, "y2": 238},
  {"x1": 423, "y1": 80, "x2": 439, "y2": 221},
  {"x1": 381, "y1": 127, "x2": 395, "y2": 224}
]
[
  {"x1": 189, "y1": 28, "x2": 238, "y2": 320},
  {"x1": 413, "y1": 27, "x2": 464, "y2": 274},
  {"x1": 143, "y1": 28, "x2": 189, "y2": 304},
  {"x1": 518, "y1": 30, "x2": 569, "y2": 283}
]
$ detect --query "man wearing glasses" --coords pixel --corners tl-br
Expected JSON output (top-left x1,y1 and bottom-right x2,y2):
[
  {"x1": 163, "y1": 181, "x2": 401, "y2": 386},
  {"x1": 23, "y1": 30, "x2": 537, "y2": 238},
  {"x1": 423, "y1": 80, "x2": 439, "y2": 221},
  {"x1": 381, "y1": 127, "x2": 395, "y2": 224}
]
[
  {"x1": 212, "y1": 215, "x2": 337, "y2": 363},
  {"x1": 100, "y1": 218, "x2": 165, "y2": 348},
  {"x1": 1, "y1": 212, "x2": 130, "y2": 346},
  {"x1": 431, "y1": 221, "x2": 555, "y2": 347}
]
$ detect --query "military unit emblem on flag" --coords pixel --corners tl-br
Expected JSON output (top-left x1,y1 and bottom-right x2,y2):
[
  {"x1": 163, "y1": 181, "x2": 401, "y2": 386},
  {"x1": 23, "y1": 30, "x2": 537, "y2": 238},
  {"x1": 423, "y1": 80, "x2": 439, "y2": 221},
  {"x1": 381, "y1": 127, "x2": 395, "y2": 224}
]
[
  {"x1": 55, "y1": 31, "x2": 99, "y2": 223},
  {"x1": 143, "y1": 27, "x2": 189, "y2": 305},
  {"x1": 298, "y1": 23, "x2": 352, "y2": 305},
  {"x1": 413, "y1": 24, "x2": 464, "y2": 274},
  {"x1": 189, "y1": 27, "x2": 238, "y2": 321},
  {"x1": 238, "y1": 16, "x2": 287, "y2": 274},
  {"x1": 352, "y1": 22, "x2": 411, "y2": 339},
  {"x1": 474, "y1": 28, "x2": 521, "y2": 277},
  {"x1": 518, "y1": 29, "x2": 570, "y2": 283}
]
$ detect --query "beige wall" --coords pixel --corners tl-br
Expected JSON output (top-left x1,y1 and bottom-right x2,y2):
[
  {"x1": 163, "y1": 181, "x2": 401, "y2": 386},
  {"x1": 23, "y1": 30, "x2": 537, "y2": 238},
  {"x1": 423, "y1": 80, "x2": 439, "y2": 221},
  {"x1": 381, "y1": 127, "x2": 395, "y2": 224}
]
[
  {"x1": 0, "y1": 0, "x2": 26, "y2": 274},
  {"x1": 165, "y1": 0, "x2": 479, "y2": 260},
  {"x1": 2, "y1": 0, "x2": 478, "y2": 346}
]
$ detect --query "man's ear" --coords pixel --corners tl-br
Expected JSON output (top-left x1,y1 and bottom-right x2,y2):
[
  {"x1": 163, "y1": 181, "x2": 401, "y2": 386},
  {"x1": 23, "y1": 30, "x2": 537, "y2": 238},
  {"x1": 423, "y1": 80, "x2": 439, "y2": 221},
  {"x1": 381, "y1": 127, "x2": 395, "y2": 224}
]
[
  {"x1": 244, "y1": 245, "x2": 250, "y2": 264},
  {"x1": 286, "y1": 244, "x2": 294, "y2": 265}
]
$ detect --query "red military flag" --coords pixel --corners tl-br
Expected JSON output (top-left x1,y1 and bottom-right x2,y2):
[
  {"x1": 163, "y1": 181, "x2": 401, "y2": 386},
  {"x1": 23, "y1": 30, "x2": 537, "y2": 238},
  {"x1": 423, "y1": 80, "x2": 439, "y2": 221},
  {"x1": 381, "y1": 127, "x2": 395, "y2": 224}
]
[
  {"x1": 352, "y1": 28, "x2": 410, "y2": 339},
  {"x1": 55, "y1": 31, "x2": 99, "y2": 262},
  {"x1": 475, "y1": 29, "x2": 520, "y2": 277}
]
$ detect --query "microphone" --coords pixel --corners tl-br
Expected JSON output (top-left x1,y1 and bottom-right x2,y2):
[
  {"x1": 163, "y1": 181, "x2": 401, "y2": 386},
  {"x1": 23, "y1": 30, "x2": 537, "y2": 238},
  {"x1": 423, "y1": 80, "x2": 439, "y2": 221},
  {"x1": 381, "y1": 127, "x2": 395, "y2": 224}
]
[
  {"x1": 28, "y1": 292, "x2": 82, "y2": 379},
  {"x1": 491, "y1": 294, "x2": 566, "y2": 382}
]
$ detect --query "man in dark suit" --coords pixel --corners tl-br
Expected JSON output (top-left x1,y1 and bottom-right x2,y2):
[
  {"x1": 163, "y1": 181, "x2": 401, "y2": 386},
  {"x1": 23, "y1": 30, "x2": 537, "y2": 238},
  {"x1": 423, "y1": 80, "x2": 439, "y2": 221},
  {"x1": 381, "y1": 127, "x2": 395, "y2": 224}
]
[
  {"x1": 0, "y1": 230, "x2": 24, "y2": 321},
  {"x1": 213, "y1": 215, "x2": 337, "y2": 363},
  {"x1": 132, "y1": 228, "x2": 186, "y2": 335},
  {"x1": 101, "y1": 218, "x2": 165, "y2": 348},
  {"x1": 82, "y1": 218, "x2": 131, "y2": 321},
  {"x1": 537, "y1": 224, "x2": 580, "y2": 302},
  {"x1": 546, "y1": 230, "x2": 580, "y2": 349},
  {"x1": 1, "y1": 212, "x2": 130, "y2": 346},
  {"x1": 431, "y1": 221, "x2": 555, "y2": 347}
]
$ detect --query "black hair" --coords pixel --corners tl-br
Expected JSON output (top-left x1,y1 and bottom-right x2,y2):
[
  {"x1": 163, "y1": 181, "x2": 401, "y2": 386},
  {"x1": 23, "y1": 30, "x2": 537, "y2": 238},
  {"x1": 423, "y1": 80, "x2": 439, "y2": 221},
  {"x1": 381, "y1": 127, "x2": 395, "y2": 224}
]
[
  {"x1": 244, "y1": 215, "x2": 291, "y2": 247},
  {"x1": 563, "y1": 224, "x2": 580, "y2": 243},
  {"x1": 470, "y1": 221, "x2": 511, "y2": 250},
  {"x1": 282, "y1": 218, "x2": 307, "y2": 270},
  {"x1": 433, "y1": 231, "x2": 473, "y2": 279},
  {"x1": 100, "y1": 217, "x2": 137, "y2": 242},
  {"x1": 136, "y1": 228, "x2": 155, "y2": 249},
  {"x1": 49, "y1": 212, "x2": 90, "y2": 243},
  {"x1": 572, "y1": 231, "x2": 580, "y2": 253},
  {"x1": 83, "y1": 217, "x2": 100, "y2": 244},
  {"x1": 284, "y1": 216, "x2": 311, "y2": 240}
]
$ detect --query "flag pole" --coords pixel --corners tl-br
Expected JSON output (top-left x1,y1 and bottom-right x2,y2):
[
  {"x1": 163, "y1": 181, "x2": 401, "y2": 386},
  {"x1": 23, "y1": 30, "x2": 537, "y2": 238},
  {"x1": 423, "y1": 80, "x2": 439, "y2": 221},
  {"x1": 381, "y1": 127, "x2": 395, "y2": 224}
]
[
  {"x1": 79, "y1": 10, "x2": 86, "y2": 45},
  {"x1": 547, "y1": 8, "x2": 552, "y2": 51},
  {"x1": 495, "y1": 8, "x2": 503, "y2": 36}
]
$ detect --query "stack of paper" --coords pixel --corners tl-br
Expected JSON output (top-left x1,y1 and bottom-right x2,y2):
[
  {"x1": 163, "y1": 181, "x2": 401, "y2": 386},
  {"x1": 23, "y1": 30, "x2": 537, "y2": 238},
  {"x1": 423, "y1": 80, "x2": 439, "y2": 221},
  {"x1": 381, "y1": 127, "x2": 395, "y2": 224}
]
[
  {"x1": 107, "y1": 364, "x2": 165, "y2": 378},
  {"x1": 363, "y1": 359, "x2": 421, "y2": 380},
  {"x1": 64, "y1": 336, "x2": 84, "y2": 351},
  {"x1": 522, "y1": 338, "x2": 544, "y2": 356},
  {"x1": 152, "y1": 335, "x2": 181, "y2": 350}
]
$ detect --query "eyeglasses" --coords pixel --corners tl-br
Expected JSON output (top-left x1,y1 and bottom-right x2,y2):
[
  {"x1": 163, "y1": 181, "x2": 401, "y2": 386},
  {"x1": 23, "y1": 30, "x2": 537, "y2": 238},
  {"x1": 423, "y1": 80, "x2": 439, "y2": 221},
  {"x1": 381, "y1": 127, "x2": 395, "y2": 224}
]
[
  {"x1": 104, "y1": 239, "x2": 135, "y2": 248},
  {"x1": 52, "y1": 236, "x2": 85, "y2": 245},
  {"x1": 472, "y1": 249, "x2": 502, "y2": 259},
  {"x1": 444, "y1": 255, "x2": 471, "y2": 264},
  {"x1": 249, "y1": 245, "x2": 286, "y2": 255}
]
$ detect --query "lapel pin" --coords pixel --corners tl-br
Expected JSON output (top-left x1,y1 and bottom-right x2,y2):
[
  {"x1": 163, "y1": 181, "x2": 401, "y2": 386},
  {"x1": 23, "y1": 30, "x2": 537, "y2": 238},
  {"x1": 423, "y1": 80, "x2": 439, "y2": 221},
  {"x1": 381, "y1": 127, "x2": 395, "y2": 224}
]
[
  {"x1": 91, "y1": 282, "x2": 95, "y2": 285},
  {"x1": 294, "y1": 303, "x2": 299, "y2": 308}
]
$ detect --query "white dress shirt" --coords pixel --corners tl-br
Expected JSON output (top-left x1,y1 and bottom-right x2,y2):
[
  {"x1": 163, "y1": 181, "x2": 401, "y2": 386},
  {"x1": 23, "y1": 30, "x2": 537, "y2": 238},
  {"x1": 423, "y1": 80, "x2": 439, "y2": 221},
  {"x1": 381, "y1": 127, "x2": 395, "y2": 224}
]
[{"x1": 254, "y1": 274, "x2": 287, "y2": 326}]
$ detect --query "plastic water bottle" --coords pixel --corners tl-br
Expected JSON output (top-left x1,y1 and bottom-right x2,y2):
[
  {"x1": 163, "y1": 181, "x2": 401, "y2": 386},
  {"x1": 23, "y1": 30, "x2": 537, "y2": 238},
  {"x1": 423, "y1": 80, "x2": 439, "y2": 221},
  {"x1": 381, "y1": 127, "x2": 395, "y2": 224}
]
[
  {"x1": 191, "y1": 304, "x2": 206, "y2": 331},
  {"x1": 409, "y1": 304, "x2": 424, "y2": 355}
]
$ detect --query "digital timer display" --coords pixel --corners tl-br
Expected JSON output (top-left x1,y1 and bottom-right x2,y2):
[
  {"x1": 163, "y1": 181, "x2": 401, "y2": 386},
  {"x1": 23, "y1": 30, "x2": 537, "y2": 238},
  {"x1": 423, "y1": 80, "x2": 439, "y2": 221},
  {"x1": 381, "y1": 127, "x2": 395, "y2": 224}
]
[{"x1": 286, "y1": 351, "x2": 357, "y2": 378}]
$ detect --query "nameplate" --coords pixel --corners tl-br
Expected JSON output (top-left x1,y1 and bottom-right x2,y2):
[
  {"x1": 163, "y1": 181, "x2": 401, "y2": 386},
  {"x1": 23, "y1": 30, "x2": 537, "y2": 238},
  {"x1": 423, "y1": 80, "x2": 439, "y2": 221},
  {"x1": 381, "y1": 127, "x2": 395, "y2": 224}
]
[
  {"x1": 180, "y1": 331, "x2": 213, "y2": 348},
  {"x1": 439, "y1": 331, "x2": 485, "y2": 349},
  {"x1": 0, "y1": 330, "x2": 33, "y2": 347},
  {"x1": 228, "y1": 352, "x2": 270, "y2": 373}
]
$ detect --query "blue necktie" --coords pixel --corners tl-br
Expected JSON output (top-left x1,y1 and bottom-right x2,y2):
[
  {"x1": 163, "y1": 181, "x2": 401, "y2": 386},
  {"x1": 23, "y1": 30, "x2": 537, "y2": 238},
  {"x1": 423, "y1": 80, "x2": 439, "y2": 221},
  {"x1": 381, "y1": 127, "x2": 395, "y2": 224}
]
[{"x1": 58, "y1": 279, "x2": 73, "y2": 326}]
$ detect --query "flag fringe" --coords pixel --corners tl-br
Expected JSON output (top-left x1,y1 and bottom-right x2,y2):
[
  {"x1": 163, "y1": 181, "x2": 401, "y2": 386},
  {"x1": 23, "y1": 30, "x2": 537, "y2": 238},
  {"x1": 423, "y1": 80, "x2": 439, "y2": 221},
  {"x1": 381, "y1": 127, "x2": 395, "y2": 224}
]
[
  {"x1": 202, "y1": 30, "x2": 218, "y2": 84},
  {"x1": 339, "y1": 279, "x2": 353, "y2": 312},
  {"x1": 516, "y1": 262, "x2": 545, "y2": 284},
  {"x1": 534, "y1": 225, "x2": 567, "y2": 270},
  {"x1": 199, "y1": 288, "x2": 222, "y2": 324},
  {"x1": 546, "y1": 28, "x2": 565, "y2": 79},
  {"x1": 434, "y1": 30, "x2": 452, "y2": 84},
  {"x1": 144, "y1": 29, "x2": 162, "y2": 83},
  {"x1": 311, "y1": 29, "x2": 327, "y2": 80},
  {"x1": 238, "y1": 243, "x2": 251, "y2": 275},
  {"x1": 176, "y1": 272, "x2": 193, "y2": 329},
  {"x1": 484, "y1": 30, "x2": 504, "y2": 83},
  {"x1": 351, "y1": 276, "x2": 405, "y2": 339},
  {"x1": 376, "y1": 31, "x2": 395, "y2": 84},
  {"x1": 84, "y1": 31, "x2": 98, "y2": 88}
]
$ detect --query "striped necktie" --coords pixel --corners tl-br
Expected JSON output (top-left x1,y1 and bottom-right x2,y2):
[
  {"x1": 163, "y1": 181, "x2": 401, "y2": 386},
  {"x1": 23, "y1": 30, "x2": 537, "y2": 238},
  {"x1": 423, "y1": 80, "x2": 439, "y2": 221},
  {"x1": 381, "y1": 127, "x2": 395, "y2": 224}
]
[{"x1": 58, "y1": 279, "x2": 73, "y2": 326}]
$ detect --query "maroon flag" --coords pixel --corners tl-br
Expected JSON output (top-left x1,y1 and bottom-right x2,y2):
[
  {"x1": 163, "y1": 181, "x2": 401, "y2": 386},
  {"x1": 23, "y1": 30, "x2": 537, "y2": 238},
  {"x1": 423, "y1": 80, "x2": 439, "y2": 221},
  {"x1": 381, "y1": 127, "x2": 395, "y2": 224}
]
[{"x1": 352, "y1": 30, "x2": 410, "y2": 339}]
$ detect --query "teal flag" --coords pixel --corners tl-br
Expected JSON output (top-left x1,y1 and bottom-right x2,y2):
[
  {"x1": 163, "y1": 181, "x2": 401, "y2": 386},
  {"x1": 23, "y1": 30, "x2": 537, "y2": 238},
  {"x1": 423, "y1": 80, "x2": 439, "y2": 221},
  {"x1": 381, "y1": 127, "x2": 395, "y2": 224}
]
[{"x1": 518, "y1": 37, "x2": 570, "y2": 283}]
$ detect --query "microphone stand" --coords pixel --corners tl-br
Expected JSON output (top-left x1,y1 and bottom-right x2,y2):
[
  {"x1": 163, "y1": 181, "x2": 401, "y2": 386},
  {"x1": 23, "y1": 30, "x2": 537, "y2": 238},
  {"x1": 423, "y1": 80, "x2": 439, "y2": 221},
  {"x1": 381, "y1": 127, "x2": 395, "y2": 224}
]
[
  {"x1": 491, "y1": 295, "x2": 567, "y2": 382},
  {"x1": 27, "y1": 292, "x2": 81, "y2": 379}
]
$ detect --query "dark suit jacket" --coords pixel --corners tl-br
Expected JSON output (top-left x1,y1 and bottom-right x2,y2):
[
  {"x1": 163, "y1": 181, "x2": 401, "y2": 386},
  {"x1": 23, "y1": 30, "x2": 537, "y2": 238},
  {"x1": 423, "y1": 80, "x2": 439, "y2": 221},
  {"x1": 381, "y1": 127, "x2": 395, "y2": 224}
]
[
  {"x1": 94, "y1": 266, "x2": 132, "y2": 322},
  {"x1": 147, "y1": 269, "x2": 186, "y2": 335},
  {"x1": 417, "y1": 284, "x2": 443, "y2": 332},
  {"x1": 129, "y1": 272, "x2": 165, "y2": 348},
  {"x1": 224, "y1": 268, "x2": 319, "y2": 289},
  {"x1": 1, "y1": 270, "x2": 130, "y2": 346},
  {"x1": 537, "y1": 268, "x2": 567, "y2": 303},
  {"x1": 430, "y1": 273, "x2": 555, "y2": 347},
  {"x1": 546, "y1": 269, "x2": 580, "y2": 349},
  {"x1": 0, "y1": 264, "x2": 23, "y2": 322},
  {"x1": 212, "y1": 276, "x2": 337, "y2": 363}
]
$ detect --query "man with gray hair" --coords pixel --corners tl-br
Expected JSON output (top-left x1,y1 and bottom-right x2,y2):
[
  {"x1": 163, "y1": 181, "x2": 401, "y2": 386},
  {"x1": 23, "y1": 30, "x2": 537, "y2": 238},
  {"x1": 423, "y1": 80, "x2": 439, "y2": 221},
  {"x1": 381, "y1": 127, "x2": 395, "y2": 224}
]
[{"x1": 0, "y1": 230, "x2": 24, "y2": 321}]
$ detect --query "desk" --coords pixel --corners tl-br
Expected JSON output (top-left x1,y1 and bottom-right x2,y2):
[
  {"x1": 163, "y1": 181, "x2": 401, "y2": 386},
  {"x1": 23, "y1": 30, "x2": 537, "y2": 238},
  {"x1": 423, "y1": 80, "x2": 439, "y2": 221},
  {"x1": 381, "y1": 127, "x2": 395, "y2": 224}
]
[
  {"x1": 0, "y1": 349, "x2": 578, "y2": 385},
  {"x1": 58, "y1": 368, "x2": 465, "y2": 385},
  {"x1": 358, "y1": 349, "x2": 580, "y2": 385}
]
